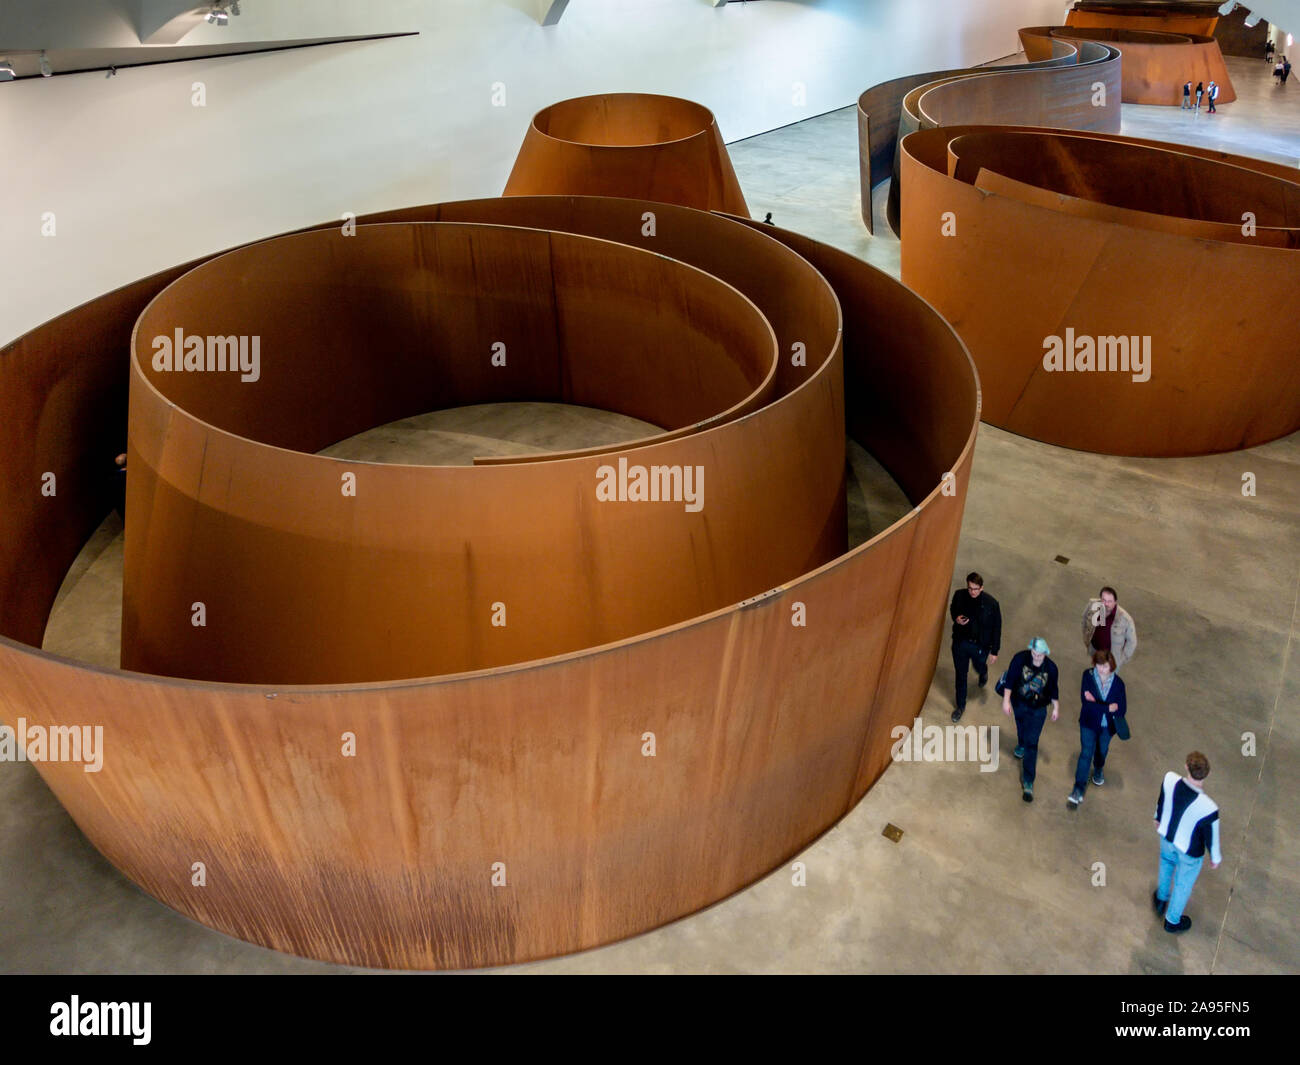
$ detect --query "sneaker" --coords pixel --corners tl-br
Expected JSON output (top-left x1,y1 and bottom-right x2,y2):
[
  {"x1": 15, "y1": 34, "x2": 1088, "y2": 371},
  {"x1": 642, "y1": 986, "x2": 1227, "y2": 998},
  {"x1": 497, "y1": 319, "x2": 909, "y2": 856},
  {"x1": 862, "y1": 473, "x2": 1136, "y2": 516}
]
[
  {"x1": 1092, "y1": 771, "x2": 1105, "y2": 787},
  {"x1": 951, "y1": 707, "x2": 965, "y2": 723},
  {"x1": 978, "y1": 671, "x2": 989, "y2": 688},
  {"x1": 1164, "y1": 915, "x2": 1192, "y2": 934},
  {"x1": 1014, "y1": 746, "x2": 1025, "y2": 760},
  {"x1": 1067, "y1": 788, "x2": 1083, "y2": 807},
  {"x1": 1153, "y1": 892, "x2": 1168, "y2": 916},
  {"x1": 1022, "y1": 780, "x2": 1034, "y2": 803}
]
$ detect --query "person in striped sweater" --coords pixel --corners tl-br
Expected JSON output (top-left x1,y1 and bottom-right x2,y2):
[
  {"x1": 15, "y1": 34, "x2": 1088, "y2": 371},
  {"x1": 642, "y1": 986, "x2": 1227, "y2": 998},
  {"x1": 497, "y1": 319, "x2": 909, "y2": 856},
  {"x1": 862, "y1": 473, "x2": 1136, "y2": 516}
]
[{"x1": 1153, "y1": 752, "x2": 1222, "y2": 934}]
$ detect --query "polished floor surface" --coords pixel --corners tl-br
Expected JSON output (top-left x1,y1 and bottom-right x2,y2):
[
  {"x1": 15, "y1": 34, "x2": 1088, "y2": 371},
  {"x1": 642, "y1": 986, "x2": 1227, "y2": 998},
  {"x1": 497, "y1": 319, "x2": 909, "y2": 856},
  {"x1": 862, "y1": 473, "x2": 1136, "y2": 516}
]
[{"x1": 3, "y1": 56, "x2": 1296, "y2": 974}]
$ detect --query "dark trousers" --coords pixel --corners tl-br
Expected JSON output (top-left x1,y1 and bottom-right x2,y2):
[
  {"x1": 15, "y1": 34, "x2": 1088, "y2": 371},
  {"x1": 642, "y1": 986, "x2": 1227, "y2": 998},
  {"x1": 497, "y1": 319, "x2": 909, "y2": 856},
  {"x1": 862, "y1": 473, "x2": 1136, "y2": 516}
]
[
  {"x1": 951, "y1": 639, "x2": 988, "y2": 711},
  {"x1": 1012, "y1": 701, "x2": 1048, "y2": 784},
  {"x1": 1074, "y1": 724, "x2": 1112, "y2": 791},
  {"x1": 1209, "y1": 97, "x2": 1216, "y2": 112}
]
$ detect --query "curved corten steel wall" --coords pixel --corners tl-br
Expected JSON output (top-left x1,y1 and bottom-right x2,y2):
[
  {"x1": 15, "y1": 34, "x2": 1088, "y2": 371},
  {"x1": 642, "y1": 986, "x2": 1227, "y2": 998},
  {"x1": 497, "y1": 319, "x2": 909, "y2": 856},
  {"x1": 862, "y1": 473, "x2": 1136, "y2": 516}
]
[
  {"x1": 900, "y1": 126, "x2": 1300, "y2": 457},
  {"x1": 504, "y1": 93, "x2": 749, "y2": 216},
  {"x1": 1021, "y1": 26, "x2": 1236, "y2": 105},
  {"x1": 0, "y1": 195, "x2": 978, "y2": 969},
  {"x1": 857, "y1": 37, "x2": 1121, "y2": 234},
  {"x1": 1066, "y1": 7, "x2": 1220, "y2": 38},
  {"x1": 124, "y1": 222, "x2": 848, "y2": 685}
]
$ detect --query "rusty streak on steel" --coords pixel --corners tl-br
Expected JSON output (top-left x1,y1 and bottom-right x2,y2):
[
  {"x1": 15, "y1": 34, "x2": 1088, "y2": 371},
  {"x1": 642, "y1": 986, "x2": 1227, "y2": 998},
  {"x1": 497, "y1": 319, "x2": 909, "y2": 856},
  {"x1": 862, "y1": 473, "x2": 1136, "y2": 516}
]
[
  {"x1": 857, "y1": 34, "x2": 1121, "y2": 235},
  {"x1": 900, "y1": 126, "x2": 1300, "y2": 457},
  {"x1": 0, "y1": 196, "x2": 978, "y2": 969},
  {"x1": 503, "y1": 93, "x2": 749, "y2": 216}
]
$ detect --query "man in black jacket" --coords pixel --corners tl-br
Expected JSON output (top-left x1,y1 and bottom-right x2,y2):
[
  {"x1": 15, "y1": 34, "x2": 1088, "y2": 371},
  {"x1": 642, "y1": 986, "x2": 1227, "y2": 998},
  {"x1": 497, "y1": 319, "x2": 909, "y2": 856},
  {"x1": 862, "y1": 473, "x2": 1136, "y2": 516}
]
[
  {"x1": 949, "y1": 571, "x2": 1001, "y2": 722},
  {"x1": 1001, "y1": 637, "x2": 1060, "y2": 803}
]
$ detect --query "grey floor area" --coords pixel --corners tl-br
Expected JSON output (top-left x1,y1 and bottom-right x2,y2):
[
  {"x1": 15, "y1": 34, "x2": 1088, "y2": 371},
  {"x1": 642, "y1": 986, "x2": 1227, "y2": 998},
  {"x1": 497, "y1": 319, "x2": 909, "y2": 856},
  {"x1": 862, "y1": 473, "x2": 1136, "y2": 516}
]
[{"x1": 4, "y1": 56, "x2": 1297, "y2": 975}]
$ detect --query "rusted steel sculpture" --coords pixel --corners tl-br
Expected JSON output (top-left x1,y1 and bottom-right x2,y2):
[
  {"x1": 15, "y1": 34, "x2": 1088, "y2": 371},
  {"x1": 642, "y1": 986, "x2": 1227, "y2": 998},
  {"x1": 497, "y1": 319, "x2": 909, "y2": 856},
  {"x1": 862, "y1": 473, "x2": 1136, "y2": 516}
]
[
  {"x1": 900, "y1": 126, "x2": 1300, "y2": 457},
  {"x1": 1021, "y1": 25, "x2": 1236, "y2": 106},
  {"x1": 857, "y1": 37, "x2": 1121, "y2": 234},
  {"x1": 0, "y1": 195, "x2": 977, "y2": 968},
  {"x1": 504, "y1": 93, "x2": 749, "y2": 216},
  {"x1": 1066, "y1": 4, "x2": 1220, "y2": 38}
]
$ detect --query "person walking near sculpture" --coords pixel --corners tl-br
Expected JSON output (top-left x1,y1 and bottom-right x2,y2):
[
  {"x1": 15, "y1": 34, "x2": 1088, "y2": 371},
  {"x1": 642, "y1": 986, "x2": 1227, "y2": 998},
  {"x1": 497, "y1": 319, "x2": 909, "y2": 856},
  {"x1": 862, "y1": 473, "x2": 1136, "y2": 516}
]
[
  {"x1": 1000, "y1": 637, "x2": 1059, "y2": 802},
  {"x1": 1082, "y1": 586, "x2": 1136, "y2": 670},
  {"x1": 1266, "y1": 38, "x2": 1274, "y2": 64},
  {"x1": 1207, "y1": 80, "x2": 1218, "y2": 114},
  {"x1": 1284, "y1": 59, "x2": 1293, "y2": 85},
  {"x1": 1182, "y1": 79, "x2": 1192, "y2": 109},
  {"x1": 1194, "y1": 81, "x2": 1204, "y2": 114},
  {"x1": 111, "y1": 451, "x2": 127, "y2": 521},
  {"x1": 949, "y1": 571, "x2": 1001, "y2": 723},
  {"x1": 1153, "y1": 752, "x2": 1222, "y2": 934},
  {"x1": 1067, "y1": 650, "x2": 1127, "y2": 808}
]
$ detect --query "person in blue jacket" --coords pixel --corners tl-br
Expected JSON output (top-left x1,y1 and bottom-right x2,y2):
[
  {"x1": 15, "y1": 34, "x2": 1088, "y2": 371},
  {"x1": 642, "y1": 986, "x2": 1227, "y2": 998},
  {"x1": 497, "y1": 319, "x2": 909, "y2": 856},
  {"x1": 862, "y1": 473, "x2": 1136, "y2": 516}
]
[{"x1": 1067, "y1": 649, "x2": 1127, "y2": 808}]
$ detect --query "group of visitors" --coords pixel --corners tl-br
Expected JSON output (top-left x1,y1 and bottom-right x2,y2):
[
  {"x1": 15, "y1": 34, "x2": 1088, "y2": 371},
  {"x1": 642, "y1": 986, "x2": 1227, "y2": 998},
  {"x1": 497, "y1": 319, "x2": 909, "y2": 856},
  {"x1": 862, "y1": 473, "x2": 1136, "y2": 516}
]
[
  {"x1": 1181, "y1": 79, "x2": 1220, "y2": 114},
  {"x1": 1268, "y1": 38, "x2": 1292, "y2": 84},
  {"x1": 946, "y1": 574, "x2": 1220, "y2": 935}
]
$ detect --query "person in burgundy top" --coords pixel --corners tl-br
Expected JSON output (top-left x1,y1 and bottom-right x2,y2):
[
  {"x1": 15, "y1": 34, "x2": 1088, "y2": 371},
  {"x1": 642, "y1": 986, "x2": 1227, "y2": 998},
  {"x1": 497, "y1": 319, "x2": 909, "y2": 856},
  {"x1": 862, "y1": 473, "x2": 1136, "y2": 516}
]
[{"x1": 1081, "y1": 586, "x2": 1137, "y2": 670}]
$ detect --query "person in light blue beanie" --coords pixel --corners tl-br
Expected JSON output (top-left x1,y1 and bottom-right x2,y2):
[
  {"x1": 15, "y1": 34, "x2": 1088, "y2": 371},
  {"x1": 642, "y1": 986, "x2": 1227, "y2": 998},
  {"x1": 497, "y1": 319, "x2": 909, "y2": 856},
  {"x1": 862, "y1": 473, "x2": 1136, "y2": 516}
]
[{"x1": 999, "y1": 637, "x2": 1059, "y2": 803}]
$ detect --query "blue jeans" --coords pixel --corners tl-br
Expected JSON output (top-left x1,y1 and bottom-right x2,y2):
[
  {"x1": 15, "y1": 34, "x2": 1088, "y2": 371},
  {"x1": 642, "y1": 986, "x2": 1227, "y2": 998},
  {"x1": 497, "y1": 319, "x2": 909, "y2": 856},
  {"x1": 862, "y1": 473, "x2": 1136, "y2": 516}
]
[
  {"x1": 1157, "y1": 837, "x2": 1203, "y2": 923},
  {"x1": 1012, "y1": 702, "x2": 1047, "y2": 784},
  {"x1": 1074, "y1": 724, "x2": 1112, "y2": 791},
  {"x1": 951, "y1": 639, "x2": 988, "y2": 710}
]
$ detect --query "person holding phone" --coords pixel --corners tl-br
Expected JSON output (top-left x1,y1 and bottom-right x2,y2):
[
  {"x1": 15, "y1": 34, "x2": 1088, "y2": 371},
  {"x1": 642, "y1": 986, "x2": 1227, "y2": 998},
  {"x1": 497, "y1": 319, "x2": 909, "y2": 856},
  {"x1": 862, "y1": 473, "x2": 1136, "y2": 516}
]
[{"x1": 948, "y1": 571, "x2": 1001, "y2": 723}]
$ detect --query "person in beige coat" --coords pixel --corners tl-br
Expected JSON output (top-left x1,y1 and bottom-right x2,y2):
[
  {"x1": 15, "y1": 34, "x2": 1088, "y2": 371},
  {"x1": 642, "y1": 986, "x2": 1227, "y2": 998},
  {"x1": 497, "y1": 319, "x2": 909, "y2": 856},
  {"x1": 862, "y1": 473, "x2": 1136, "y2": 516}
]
[{"x1": 1082, "y1": 586, "x2": 1137, "y2": 669}]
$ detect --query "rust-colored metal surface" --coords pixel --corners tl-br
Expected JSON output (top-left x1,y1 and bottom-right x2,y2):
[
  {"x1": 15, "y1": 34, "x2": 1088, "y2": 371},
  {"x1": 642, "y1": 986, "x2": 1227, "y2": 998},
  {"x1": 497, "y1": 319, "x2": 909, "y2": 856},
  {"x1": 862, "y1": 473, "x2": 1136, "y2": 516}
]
[
  {"x1": 1066, "y1": 7, "x2": 1220, "y2": 38},
  {"x1": 900, "y1": 125, "x2": 1300, "y2": 457},
  {"x1": 0, "y1": 195, "x2": 978, "y2": 969},
  {"x1": 124, "y1": 221, "x2": 837, "y2": 685},
  {"x1": 503, "y1": 93, "x2": 749, "y2": 216},
  {"x1": 1021, "y1": 25, "x2": 1236, "y2": 105},
  {"x1": 857, "y1": 37, "x2": 1121, "y2": 234}
]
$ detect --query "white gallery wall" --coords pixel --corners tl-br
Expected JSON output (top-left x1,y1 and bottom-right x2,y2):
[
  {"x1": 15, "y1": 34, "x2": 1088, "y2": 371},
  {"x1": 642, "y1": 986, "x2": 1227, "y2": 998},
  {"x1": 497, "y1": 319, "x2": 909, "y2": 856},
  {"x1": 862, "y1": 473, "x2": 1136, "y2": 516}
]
[{"x1": 0, "y1": 0, "x2": 1066, "y2": 343}]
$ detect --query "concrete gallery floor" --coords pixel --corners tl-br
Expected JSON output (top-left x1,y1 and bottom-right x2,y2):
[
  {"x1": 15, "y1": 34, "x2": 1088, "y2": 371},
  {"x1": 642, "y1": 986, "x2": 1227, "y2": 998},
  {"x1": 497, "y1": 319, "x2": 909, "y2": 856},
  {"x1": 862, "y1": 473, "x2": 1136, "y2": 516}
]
[{"x1": 3, "y1": 56, "x2": 1297, "y2": 974}]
